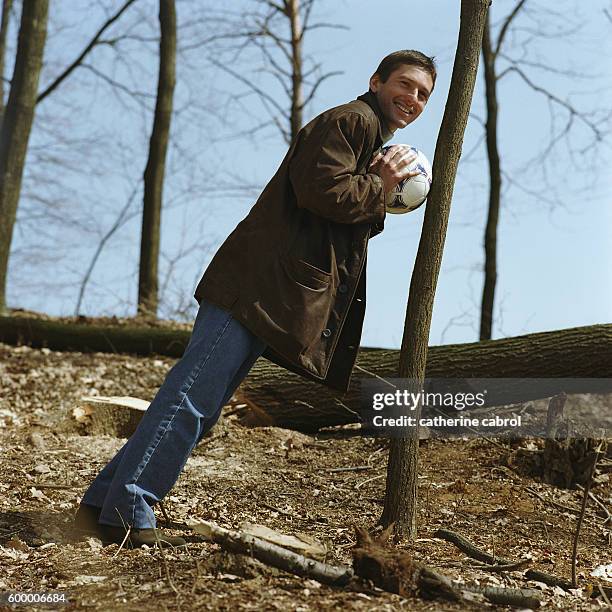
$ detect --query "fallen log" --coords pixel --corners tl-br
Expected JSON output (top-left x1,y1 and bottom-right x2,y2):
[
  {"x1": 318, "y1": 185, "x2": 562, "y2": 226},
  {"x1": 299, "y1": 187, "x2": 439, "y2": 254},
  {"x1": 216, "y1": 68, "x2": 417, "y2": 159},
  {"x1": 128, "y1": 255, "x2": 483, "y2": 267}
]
[
  {"x1": 240, "y1": 324, "x2": 612, "y2": 431},
  {"x1": 2, "y1": 314, "x2": 610, "y2": 432},
  {"x1": 0, "y1": 312, "x2": 191, "y2": 357}
]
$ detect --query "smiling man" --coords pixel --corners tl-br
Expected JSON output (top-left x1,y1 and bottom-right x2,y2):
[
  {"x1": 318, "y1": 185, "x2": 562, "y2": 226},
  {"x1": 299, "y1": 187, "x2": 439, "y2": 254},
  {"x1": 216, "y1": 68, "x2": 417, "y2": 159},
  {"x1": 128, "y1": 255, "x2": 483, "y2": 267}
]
[{"x1": 75, "y1": 50, "x2": 436, "y2": 548}]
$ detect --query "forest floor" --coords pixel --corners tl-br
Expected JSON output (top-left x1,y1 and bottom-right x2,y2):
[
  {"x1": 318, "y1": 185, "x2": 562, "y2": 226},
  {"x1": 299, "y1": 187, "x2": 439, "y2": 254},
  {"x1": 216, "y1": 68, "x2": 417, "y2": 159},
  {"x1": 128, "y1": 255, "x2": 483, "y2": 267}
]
[{"x1": 0, "y1": 339, "x2": 611, "y2": 611}]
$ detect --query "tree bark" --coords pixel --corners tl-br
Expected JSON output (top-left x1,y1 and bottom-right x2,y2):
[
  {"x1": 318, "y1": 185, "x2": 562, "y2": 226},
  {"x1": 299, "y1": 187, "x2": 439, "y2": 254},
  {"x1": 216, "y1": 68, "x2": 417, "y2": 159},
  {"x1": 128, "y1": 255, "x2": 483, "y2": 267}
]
[
  {"x1": 479, "y1": 14, "x2": 501, "y2": 341},
  {"x1": 137, "y1": 0, "x2": 176, "y2": 317},
  {"x1": 0, "y1": 0, "x2": 13, "y2": 122},
  {"x1": 0, "y1": 0, "x2": 49, "y2": 314},
  {"x1": 381, "y1": 0, "x2": 490, "y2": 538},
  {"x1": 287, "y1": 0, "x2": 303, "y2": 144}
]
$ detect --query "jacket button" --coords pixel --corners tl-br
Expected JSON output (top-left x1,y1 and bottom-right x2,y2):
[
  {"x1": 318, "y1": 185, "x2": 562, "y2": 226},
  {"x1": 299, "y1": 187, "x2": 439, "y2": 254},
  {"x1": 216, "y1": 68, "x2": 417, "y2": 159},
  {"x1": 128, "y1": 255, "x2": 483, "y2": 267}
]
[
  {"x1": 338, "y1": 284, "x2": 348, "y2": 294},
  {"x1": 322, "y1": 328, "x2": 332, "y2": 338}
]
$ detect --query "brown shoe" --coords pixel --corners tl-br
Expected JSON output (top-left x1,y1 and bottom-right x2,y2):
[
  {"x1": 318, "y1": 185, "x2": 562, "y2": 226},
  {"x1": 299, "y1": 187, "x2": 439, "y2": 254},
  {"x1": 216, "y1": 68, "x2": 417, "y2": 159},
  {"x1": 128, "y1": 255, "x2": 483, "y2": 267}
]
[{"x1": 101, "y1": 525, "x2": 187, "y2": 548}]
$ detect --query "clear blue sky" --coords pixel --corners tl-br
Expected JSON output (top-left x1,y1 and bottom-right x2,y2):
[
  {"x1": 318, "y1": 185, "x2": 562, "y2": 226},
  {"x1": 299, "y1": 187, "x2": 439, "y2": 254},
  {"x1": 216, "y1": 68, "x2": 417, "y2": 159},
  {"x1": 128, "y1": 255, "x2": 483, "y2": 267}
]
[{"x1": 10, "y1": 0, "x2": 612, "y2": 348}]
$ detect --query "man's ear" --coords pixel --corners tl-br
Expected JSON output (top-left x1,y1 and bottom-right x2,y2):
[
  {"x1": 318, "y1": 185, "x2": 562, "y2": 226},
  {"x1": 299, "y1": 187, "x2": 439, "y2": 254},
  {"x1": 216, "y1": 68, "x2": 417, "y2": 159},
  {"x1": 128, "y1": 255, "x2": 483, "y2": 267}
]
[{"x1": 369, "y1": 73, "x2": 380, "y2": 92}]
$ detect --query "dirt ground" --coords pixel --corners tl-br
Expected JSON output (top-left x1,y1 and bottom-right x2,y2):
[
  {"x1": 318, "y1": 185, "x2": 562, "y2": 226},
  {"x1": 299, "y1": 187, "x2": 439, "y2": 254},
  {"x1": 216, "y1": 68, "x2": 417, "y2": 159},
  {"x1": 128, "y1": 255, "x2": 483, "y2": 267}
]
[{"x1": 0, "y1": 341, "x2": 610, "y2": 610}]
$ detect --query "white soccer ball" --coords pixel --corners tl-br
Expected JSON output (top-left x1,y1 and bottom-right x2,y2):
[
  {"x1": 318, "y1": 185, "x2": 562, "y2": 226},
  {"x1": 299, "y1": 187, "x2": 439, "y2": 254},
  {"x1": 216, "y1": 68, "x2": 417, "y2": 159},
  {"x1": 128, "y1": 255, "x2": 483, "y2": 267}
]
[{"x1": 382, "y1": 145, "x2": 432, "y2": 214}]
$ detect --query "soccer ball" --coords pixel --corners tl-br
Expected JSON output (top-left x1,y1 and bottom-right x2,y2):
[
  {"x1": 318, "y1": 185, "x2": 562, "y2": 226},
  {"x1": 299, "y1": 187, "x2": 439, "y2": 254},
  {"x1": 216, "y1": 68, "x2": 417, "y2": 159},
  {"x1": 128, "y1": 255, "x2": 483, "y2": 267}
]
[{"x1": 382, "y1": 145, "x2": 432, "y2": 214}]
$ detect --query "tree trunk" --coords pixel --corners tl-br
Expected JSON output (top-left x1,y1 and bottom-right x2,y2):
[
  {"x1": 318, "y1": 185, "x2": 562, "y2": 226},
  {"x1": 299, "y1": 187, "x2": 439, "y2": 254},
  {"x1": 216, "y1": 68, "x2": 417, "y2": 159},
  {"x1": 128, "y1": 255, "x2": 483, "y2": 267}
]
[
  {"x1": 479, "y1": 15, "x2": 501, "y2": 341},
  {"x1": 0, "y1": 313, "x2": 191, "y2": 356},
  {"x1": 287, "y1": 0, "x2": 303, "y2": 144},
  {"x1": 381, "y1": 0, "x2": 490, "y2": 538},
  {"x1": 137, "y1": 0, "x2": 176, "y2": 317},
  {"x1": 0, "y1": 0, "x2": 49, "y2": 315},
  {"x1": 0, "y1": 0, "x2": 13, "y2": 122}
]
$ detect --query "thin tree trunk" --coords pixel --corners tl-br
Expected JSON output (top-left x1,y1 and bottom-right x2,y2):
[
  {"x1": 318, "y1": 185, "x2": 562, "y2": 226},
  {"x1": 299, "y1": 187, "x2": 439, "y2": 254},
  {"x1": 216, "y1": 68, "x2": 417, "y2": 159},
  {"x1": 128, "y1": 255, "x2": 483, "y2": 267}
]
[
  {"x1": 0, "y1": 0, "x2": 13, "y2": 122},
  {"x1": 0, "y1": 0, "x2": 49, "y2": 314},
  {"x1": 380, "y1": 0, "x2": 490, "y2": 538},
  {"x1": 479, "y1": 15, "x2": 501, "y2": 340},
  {"x1": 287, "y1": 0, "x2": 303, "y2": 144},
  {"x1": 137, "y1": 0, "x2": 176, "y2": 317}
]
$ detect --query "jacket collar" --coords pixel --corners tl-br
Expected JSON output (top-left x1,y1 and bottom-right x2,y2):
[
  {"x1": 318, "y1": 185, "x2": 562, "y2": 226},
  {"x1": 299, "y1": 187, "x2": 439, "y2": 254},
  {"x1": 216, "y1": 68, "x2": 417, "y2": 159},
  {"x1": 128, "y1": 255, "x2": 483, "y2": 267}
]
[{"x1": 357, "y1": 90, "x2": 394, "y2": 145}]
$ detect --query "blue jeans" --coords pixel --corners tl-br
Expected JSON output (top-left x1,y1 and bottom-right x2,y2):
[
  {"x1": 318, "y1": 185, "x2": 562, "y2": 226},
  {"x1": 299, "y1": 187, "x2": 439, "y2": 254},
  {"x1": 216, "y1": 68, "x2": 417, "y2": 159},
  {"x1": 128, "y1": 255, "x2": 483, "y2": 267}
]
[{"x1": 81, "y1": 299, "x2": 266, "y2": 529}]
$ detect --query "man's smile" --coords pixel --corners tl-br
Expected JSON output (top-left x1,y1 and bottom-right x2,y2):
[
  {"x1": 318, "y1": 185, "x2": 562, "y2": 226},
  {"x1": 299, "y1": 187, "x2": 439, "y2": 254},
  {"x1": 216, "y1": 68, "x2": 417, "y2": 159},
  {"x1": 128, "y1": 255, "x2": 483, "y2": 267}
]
[{"x1": 394, "y1": 101, "x2": 414, "y2": 117}]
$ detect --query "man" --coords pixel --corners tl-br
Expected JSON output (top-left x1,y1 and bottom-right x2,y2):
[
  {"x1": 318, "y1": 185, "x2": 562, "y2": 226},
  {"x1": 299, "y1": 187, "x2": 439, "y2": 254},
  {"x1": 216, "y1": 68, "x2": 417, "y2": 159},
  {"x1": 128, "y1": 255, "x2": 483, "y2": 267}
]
[{"x1": 74, "y1": 50, "x2": 436, "y2": 548}]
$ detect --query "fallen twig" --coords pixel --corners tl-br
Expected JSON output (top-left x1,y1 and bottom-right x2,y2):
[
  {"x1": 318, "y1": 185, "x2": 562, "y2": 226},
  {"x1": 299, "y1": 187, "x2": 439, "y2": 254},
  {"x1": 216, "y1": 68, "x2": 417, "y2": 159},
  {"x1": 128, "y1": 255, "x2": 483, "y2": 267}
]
[
  {"x1": 526, "y1": 486, "x2": 581, "y2": 515},
  {"x1": 151, "y1": 519, "x2": 180, "y2": 597},
  {"x1": 476, "y1": 585, "x2": 541, "y2": 608},
  {"x1": 355, "y1": 474, "x2": 385, "y2": 490},
  {"x1": 159, "y1": 501, "x2": 172, "y2": 526},
  {"x1": 576, "y1": 484, "x2": 611, "y2": 524},
  {"x1": 524, "y1": 569, "x2": 573, "y2": 590},
  {"x1": 433, "y1": 528, "x2": 516, "y2": 566},
  {"x1": 597, "y1": 583, "x2": 612, "y2": 605},
  {"x1": 189, "y1": 520, "x2": 354, "y2": 586},
  {"x1": 327, "y1": 466, "x2": 371, "y2": 473},
  {"x1": 465, "y1": 559, "x2": 531, "y2": 573}
]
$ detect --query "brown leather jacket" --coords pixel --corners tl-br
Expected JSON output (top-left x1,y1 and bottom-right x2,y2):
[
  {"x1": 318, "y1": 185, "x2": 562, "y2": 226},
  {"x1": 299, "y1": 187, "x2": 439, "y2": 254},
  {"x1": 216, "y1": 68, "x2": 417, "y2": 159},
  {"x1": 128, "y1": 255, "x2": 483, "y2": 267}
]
[{"x1": 194, "y1": 91, "x2": 392, "y2": 393}]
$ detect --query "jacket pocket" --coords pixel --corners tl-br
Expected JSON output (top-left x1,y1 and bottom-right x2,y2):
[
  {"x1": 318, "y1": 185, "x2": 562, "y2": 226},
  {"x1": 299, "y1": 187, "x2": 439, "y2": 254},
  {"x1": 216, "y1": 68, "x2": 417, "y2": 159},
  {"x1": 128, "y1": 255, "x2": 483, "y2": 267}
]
[
  {"x1": 284, "y1": 257, "x2": 331, "y2": 291},
  {"x1": 275, "y1": 257, "x2": 334, "y2": 353}
]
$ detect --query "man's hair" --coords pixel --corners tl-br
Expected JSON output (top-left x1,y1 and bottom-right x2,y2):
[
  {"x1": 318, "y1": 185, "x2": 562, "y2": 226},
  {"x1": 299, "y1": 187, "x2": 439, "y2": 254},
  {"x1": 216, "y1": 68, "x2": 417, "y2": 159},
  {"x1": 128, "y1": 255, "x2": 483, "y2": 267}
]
[{"x1": 374, "y1": 50, "x2": 437, "y2": 91}]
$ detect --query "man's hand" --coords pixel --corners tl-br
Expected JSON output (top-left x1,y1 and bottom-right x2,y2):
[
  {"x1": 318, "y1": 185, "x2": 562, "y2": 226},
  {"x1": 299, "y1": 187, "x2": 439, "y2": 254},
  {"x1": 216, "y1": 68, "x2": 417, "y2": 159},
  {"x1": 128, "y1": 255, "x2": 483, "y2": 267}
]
[{"x1": 369, "y1": 145, "x2": 419, "y2": 194}]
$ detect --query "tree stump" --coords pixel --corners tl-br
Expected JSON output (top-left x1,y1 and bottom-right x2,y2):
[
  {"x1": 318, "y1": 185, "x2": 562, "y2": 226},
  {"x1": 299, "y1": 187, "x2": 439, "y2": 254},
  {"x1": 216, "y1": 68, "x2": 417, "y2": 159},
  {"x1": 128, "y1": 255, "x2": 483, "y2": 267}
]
[
  {"x1": 73, "y1": 396, "x2": 149, "y2": 437},
  {"x1": 543, "y1": 434, "x2": 606, "y2": 489},
  {"x1": 542, "y1": 395, "x2": 608, "y2": 488}
]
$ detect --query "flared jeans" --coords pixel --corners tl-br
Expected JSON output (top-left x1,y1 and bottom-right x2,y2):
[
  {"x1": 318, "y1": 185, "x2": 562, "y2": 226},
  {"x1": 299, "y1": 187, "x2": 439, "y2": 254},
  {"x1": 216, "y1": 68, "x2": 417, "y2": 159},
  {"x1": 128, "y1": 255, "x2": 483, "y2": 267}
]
[{"x1": 81, "y1": 299, "x2": 266, "y2": 529}]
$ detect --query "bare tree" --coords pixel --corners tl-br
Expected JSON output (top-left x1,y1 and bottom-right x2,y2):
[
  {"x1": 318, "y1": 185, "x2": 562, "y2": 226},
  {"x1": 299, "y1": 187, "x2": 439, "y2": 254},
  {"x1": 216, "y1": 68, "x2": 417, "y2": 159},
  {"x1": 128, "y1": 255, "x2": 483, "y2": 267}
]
[
  {"x1": 380, "y1": 0, "x2": 490, "y2": 538},
  {"x1": 0, "y1": 0, "x2": 142, "y2": 315},
  {"x1": 201, "y1": 0, "x2": 345, "y2": 144},
  {"x1": 137, "y1": 0, "x2": 176, "y2": 317},
  {"x1": 478, "y1": 1, "x2": 607, "y2": 340},
  {"x1": 0, "y1": 0, "x2": 49, "y2": 314}
]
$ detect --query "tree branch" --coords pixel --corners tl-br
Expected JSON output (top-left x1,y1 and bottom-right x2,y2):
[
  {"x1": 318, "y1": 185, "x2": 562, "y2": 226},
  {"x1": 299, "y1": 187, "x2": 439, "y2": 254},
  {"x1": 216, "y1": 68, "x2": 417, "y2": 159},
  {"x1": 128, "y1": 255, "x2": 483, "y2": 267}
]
[
  {"x1": 302, "y1": 70, "x2": 342, "y2": 107},
  {"x1": 37, "y1": 0, "x2": 138, "y2": 104},
  {"x1": 301, "y1": 22, "x2": 349, "y2": 35},
  {"x1": 498, "y1": 52, "x2": 597, "y2": 79},
  {"x1": 209, "y1": 58, "x2": 289, "y2": 121},
  {"x1": 503, "y1": 65, "x2": 603, "y2": 140},
  {"x1": 75, "y1": 183, "x2": 140, "y2": 315},
  {"x1": 80, "y1": 62, "x2": 154, "y2": 102},
  {"x1": 299, "y1": 0, "x2": 315, "y2": 39},
  {"x1": 494, "y1": 0, "x2": 528, "y2": 57}
]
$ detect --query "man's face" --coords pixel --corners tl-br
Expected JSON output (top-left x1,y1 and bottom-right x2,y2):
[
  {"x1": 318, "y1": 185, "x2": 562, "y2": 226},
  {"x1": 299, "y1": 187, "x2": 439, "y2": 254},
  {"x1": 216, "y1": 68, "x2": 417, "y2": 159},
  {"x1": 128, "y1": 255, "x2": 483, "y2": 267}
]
[{"x1": 369, "y1": 65, "x2": 434, "y2": 132}]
